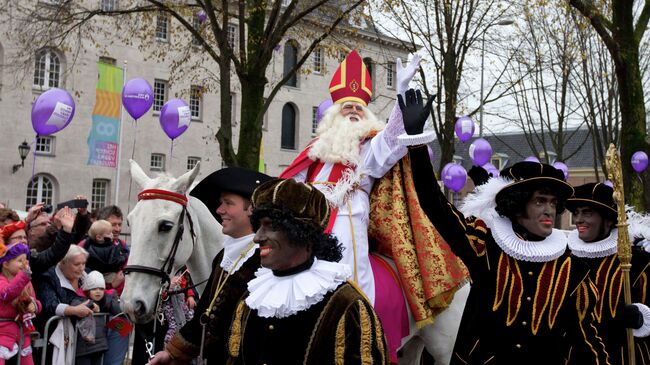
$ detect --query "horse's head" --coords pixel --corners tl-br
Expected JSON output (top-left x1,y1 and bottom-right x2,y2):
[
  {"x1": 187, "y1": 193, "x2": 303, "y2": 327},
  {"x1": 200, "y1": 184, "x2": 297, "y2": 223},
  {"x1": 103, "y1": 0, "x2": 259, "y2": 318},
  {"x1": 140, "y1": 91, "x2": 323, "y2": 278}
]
[{"x1": 121, "y1": 159, "x2": 200, "y2": 323}]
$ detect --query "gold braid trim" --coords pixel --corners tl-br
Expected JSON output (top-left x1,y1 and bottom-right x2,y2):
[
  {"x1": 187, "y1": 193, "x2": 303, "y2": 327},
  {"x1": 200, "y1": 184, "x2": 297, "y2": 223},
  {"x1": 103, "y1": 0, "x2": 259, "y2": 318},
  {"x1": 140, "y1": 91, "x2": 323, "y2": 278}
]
[
  {"x1": 228, "y1": 300, "x2": 246, "y2": 357},
  {"x1": 335, "y1": 311, "x2": 346, "y2": 365},
  {"x1": 493, "y1": 252, "x2": 509, "y2": 311},
  {"x1": 608, "y1": 265, "x2": 623, "y2": 318},
  {"x1": 371, "y1": 309, "x2": 386, "y2": 364},
  {"x1": 358, "y1": 301, "x2": 373, "y2": 365}
]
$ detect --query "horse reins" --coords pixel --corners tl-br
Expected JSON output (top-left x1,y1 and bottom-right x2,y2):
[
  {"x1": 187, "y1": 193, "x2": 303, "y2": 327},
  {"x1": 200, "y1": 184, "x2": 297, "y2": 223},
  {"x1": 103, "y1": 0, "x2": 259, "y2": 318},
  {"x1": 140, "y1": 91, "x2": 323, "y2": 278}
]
[{"x1": 124, "y1": 188, "x2": 197, "y2": 359}]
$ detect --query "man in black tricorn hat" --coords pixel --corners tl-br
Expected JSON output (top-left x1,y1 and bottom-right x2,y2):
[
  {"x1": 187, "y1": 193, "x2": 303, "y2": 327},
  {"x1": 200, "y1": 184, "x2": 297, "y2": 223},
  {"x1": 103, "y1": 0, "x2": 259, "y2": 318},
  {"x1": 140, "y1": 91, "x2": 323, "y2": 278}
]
[
  {"x1": 225, "y1": 178, "x2": 388, "y2": 364},
  {"x1": 398, "y1": 88, "x2": 609, "y2": 364},
  {"x1": 149, "y1": 167, "x2": 272, "y2": 364},
  {"x1": 566, "y1": 182, "x2": 650, "y2": 364}
]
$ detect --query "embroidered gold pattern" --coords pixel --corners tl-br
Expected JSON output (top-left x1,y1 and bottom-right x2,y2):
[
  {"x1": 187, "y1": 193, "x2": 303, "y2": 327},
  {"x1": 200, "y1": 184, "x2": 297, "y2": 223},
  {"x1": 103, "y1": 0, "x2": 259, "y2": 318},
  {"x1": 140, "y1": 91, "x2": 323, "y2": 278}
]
[
  {"x1": 335, "y1": 309, "x2": 346, "y2": 365},
  {"x1": 371, "y1": 309, "x2": 386, "y2": 364},
  {"x1": 493, "y1": 253, "x2": 509, "y2": 311},
  {"x1": 608, "y1": 265, "x2": 623, "y2": 318},
  {"x1": 532, "y1": 261, "x2": 556, "y2": 335},
  {"x1": 358, "y1": 301, "x2": 373, "y2": 365},
  {"x1": 576, "y1": 282, "x2": 590, "y2": 321},
  {"x1": 228, "y1": 300, "x2": 246, "y2": 356},
  {"x1": 594, "y1": 255, "x2": 616, "y2": 322},
  {"x1": 548, "y1": 259, "x2": 571, "y2": 329},
  {"x1": 507, "y1": 257, "x2": 523, "y2": 326}
]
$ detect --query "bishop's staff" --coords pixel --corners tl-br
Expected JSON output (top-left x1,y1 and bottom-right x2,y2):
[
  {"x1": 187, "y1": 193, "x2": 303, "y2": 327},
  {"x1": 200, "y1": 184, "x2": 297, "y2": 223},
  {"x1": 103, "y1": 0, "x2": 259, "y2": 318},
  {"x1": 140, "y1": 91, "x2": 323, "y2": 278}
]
[{"x1": 606, "y1": 143, "x2": 635, "y2": 365}]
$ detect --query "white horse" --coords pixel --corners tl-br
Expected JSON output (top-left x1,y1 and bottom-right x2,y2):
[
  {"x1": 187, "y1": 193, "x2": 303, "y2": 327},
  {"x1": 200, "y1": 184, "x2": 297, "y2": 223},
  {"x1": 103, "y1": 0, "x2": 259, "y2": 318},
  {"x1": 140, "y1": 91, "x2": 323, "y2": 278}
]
[{"x1": 121, "y1": 159, "x2": 224, "y2": 324}]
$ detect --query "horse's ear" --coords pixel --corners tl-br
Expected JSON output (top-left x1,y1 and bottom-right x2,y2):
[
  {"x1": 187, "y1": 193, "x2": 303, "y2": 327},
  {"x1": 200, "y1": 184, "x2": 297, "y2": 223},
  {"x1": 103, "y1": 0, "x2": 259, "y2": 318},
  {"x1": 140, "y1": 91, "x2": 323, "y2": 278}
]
[
  {"x1": 172, "y1": 161, "x2": 201, "y2": 194},
  {"x1": 130, "y1": 159, "x2": 151, "y2": 188}
]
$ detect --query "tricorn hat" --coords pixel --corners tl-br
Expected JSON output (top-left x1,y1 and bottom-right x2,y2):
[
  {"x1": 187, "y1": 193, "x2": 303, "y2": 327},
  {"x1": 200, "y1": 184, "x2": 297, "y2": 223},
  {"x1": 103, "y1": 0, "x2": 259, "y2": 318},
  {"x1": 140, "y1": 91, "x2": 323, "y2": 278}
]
[
  {"x1": 566, "y1": 183, "x2": 617, "y2": 220},
  {"x1": 189, "y1": 167, "x2": 272, "y2": 222},
  {"x1": 251, "y1": 178, "x2": 330, "y2": 230},
  {"x1": 496, "y1": 161, "x2": 573, "y2": 203}
]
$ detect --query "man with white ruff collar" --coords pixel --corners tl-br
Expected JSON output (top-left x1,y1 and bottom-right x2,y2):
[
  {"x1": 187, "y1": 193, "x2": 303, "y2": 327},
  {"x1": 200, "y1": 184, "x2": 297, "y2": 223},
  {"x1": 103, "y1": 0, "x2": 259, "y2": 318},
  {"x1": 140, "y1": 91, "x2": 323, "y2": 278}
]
[
  {"x1": 400, "y1": 89, "x2": 609, "y2": 364},
  {"x1": 149, "y1": 167, "x2": 272, "y2": 364},
  {"x1": 566, "y1": 182, "x2": 650, "y2": 364},
  {"x1": 226, "y1": 178, "x2": 388, "y2": 364}
]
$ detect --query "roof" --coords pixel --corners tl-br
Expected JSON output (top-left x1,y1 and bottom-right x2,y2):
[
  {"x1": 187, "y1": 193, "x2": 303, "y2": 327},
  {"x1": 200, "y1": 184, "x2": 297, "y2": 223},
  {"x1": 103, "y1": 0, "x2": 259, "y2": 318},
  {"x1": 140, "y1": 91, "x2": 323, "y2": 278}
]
[{"x1": 428, "y1": 128, "x2": 599, "y2": 171}]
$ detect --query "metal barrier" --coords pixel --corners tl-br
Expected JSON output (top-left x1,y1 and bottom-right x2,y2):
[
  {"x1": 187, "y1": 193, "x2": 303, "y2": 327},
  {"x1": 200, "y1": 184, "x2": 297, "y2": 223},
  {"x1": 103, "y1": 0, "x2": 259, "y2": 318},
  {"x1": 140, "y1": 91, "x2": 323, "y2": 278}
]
[
  {"x1": 0, "y1": 318, "x2": 24, "y2": 365},
  {"x1": 33, "y1": 313, "x2": 110, "y2": 365}
]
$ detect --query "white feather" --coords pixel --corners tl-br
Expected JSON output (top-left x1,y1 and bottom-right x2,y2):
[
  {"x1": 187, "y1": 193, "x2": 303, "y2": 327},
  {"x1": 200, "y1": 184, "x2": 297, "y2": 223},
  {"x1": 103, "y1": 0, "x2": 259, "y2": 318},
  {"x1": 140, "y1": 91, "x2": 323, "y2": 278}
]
[
  {"x1": 318, "y1": 166, "x2": 367, "y2": 208},
  {"x1": 626, "y1": 205, "x2": 650, "y2": 241},
  {"x1": 459, "y1": 176, "x2": 512, "y2": 224}
]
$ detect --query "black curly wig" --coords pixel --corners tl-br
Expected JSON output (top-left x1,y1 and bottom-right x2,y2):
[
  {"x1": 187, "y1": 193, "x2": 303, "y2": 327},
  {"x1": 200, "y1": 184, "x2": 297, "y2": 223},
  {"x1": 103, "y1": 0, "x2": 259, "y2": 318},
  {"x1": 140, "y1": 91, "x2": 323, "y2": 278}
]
[
  {"x1": 251, "y1": 204, "x2": 344, "y2": 263},
  {"x1": 495, "y1": 186, "x2": 566, "y2": 220}
]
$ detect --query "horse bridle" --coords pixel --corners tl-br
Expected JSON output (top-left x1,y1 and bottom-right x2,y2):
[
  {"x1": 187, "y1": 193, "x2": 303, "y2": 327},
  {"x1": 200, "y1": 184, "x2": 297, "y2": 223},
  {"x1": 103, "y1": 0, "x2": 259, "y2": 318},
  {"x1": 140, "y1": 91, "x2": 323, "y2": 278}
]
[{"x1": 123, "y1": 189, "x2": 196, "y2": 286}]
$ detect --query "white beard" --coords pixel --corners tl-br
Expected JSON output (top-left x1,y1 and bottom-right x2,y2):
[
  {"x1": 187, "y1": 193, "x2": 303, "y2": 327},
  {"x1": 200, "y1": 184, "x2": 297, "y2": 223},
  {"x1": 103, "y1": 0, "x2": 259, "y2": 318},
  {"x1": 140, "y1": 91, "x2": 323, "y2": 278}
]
[{"x1": 307, "y1": 104, "x2": 384, "y2": 166}]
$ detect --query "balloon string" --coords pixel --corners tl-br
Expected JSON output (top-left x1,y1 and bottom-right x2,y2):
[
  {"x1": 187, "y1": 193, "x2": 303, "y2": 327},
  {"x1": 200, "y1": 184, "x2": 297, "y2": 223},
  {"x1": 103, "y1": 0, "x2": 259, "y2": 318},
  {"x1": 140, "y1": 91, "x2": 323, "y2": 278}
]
[
  {"x1": 638, "y1": 173, "x2": 643, "y2": 184},
  {"x1": 126, "y1": 119, "x2": 138, "y2": 215},
  {"x1": 131, "y1": 120, "x2": 138, "y2": 159},
  {"x1": 170, "y1": 140, "x2": 174, "y2": 161}
]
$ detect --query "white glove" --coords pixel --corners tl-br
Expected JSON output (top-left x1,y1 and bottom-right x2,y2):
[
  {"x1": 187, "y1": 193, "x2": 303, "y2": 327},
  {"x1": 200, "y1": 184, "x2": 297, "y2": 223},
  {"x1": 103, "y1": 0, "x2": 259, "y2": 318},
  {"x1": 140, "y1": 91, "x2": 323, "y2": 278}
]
[{"x1": 396, "y1": 54, "x2": 422, "y2": 97}]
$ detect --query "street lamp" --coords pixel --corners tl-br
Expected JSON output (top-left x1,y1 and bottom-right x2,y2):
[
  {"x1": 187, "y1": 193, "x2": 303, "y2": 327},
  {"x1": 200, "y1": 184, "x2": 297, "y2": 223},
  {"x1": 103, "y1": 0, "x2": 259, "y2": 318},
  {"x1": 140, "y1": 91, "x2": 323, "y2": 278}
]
[
  {"x1": 479, "y1": 19, "x2": 515, "y2": 137},
  {"x1": 12, "y1": 141, "x2": 31, "y2": 174}
]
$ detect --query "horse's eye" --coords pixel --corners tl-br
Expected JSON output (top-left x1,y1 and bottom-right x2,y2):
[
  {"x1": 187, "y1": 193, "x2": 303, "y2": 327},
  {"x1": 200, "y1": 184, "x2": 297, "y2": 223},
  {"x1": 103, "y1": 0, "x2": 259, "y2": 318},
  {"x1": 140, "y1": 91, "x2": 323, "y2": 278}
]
[{"x1": 158, "y1": 221, "x2": 174, "y2": 232}]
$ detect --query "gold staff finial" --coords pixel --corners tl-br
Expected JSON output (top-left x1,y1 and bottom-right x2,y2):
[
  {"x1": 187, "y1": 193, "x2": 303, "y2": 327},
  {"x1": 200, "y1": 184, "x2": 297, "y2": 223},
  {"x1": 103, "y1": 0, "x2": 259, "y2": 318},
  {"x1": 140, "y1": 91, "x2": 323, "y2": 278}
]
[{"x1": 606, "y1": 143, "x2": 635, "y2": 365}]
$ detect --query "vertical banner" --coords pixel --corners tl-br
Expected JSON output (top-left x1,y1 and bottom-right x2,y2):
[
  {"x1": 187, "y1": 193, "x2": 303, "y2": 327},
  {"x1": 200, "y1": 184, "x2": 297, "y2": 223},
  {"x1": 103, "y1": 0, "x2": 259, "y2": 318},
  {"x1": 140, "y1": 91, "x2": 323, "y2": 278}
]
[
  {"x1": 258, "y1": 137, "x2": 266, "y2": 173},
  {"x1": 87, "y1": 62, "x2": 124, "y2": 167}
]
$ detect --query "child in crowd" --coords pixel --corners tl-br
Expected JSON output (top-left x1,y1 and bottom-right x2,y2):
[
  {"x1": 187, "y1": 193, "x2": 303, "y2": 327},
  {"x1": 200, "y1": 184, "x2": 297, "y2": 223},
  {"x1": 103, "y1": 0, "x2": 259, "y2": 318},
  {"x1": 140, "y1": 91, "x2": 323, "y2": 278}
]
[
  {"x1": 0, "y1": 239, "x2": 40, "y2": 365},
  {"x1": 82, "y1": 220, "x2": 127, "y2": 287},
  {"x1": 73, "y1": 271, "x2": 121, "y2": 365}
]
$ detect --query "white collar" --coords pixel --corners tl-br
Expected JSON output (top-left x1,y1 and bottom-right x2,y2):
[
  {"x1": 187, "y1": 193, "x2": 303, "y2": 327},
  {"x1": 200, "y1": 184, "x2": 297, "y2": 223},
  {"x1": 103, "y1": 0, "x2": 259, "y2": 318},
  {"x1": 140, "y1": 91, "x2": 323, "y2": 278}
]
[
  {"x1": 489, "y1": 216, "x2": 568, "y2": 262},
  {"x1": 245, "y1": 258, "x2": 351, "y2": 318},
  {"x1": 220, "y1": 234, "x2": 257, "y2": 272},
  {"x1": 55, "y1": 265, "x2": 86, "y2": 291},
  {"x1": 568, "y1": 228, "x2": 618, "y2": 258}
]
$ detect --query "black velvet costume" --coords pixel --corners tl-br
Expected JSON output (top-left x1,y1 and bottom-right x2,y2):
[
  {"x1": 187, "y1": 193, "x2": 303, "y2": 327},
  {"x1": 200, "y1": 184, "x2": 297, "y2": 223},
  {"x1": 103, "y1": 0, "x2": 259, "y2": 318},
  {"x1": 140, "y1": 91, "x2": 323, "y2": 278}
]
[{"x1": 408, "y1": 145, "x2": 609, "y2": 364}]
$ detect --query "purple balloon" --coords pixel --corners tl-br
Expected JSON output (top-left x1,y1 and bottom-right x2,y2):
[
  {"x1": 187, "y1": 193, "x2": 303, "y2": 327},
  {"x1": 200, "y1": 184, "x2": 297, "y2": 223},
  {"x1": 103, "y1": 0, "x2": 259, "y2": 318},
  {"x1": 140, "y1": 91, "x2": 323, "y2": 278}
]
[
  {"x1": 631, "y1": 151, "x2": 649, "y2": 173},
  {"x1": 316, "y1": 99, "x2": 333, "y2": 125},
  {"x1": 455, "y1": 116, "x2": 475, "y2": 142},
  {"x1": 524, "y1": 156, "x2": 540, "y2": 163},
  {"x1": 122, "y1": 78, "x2": 154, "y2": 120},
  {"x1": 31, "y1": 88, "x2": 76, "y2": 136},
  {"x1": 197, "y1": 10, "x2": 207, "y2": 24},
  {"x1": 604, "y1": 180, "x2": 613, "y2": 188},
  {"x1": 552, "y1": 162, "x2": 569, "y2": 181},
  {"x1": 160, "y1": 99, "x2": 191, "y2": 140},
  {"x1": 469, "y1": 138, "x2": 492, "y2": 166},
  {"x1": 482, "y1": 162, "x2": 499, "y2": 177},
  {"x1": 442, "y1": 163, "x2": 467, "y2": 192}
]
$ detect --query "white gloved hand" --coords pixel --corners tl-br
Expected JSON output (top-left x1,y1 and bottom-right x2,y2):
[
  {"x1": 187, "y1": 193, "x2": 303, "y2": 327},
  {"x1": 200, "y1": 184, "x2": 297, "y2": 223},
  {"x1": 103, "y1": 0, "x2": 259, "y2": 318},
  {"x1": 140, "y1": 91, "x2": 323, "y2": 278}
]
[{"x1": 396, "y1": 54, "x2": 422, "y2": 97}]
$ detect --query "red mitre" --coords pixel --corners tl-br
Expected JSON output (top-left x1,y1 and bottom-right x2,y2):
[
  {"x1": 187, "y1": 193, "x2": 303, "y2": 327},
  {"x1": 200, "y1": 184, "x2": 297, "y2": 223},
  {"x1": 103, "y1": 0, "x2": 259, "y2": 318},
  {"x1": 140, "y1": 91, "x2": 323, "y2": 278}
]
[{"x1": 329, "y1": 50, "x2": 373, "y2": 106}]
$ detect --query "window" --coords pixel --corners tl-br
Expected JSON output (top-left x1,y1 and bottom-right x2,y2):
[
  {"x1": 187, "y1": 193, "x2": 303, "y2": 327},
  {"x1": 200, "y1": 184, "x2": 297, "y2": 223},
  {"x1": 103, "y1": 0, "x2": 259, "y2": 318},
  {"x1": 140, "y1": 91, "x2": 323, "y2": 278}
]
[
  {"x1": 227, "y1": 24, "x2": 237, "y2": 51},
  {"x1": 281, "y1": 103, "x2": 297, "y2": 150},
  {"x1": 153, "y1": 79, "x2": 167, "y2": 112},
  {"x1": 386, "y1": 62, "x2": 395, "y2": 88},
  {"x1": 363, "y1": 57, "x2": 374, "y2": 83},
  {"x1": 35, "y1": 136, "x2": 55, "y2": 155},
  {"x1": 490, "y1": 153, "x2": 509, "y2": 170},
  {"x1": 156, "y1": 14, "x2": 169, "y2": 41},
  {"x1": 150, "y1": 153, "x2": 166, "y2": 171},
  {"x1": 190, "y1": 85, "x2": 202, "y2": 120},
  {"x1": 538, "y1": 151, "x2": 557, "y2": 164},
  {"x1": 33, "y1": 49, "x2": 61, "y2": 89},
  {"x1": 187, "y1": 156, "x2": 201, "y2": 170},
  {"x1": 100, "y1": 0, "x2": 117, "y2": 11},
  {"x1": 99, "y1": 56, "x2": 116, "y2": 65},
  {"x1": 192, "y1": 15, "x2": 201, "y2": 46},
  {"x1": 91, "y1": 179, "x2": 109, "y2": 211},
  {"x1": 452, "y1": 155, "x2": 464, "y2": 164},
  {"x1": 312, "y1": 106, "x2": 319, "y2": 136},
  {"x1": 283, "y1": 41, "x2": 298, "y2": 87},
  {"x1": 313, "y1": 48, "x2": 323, "y2": 74},
  {"x1": 26, "y1": 175, "x2": 54, "y2": 210}
]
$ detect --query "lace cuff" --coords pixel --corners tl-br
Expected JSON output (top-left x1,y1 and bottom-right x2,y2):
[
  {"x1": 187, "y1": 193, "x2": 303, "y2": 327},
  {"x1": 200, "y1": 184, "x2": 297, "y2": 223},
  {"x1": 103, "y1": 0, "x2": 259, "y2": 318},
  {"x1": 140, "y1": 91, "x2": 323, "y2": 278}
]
[
  {"x1": 633, "y1": 303, "x2": 650, "y2": 338},
  {"x1": 383, "y1": 103, "x2": 407, "y2": 151},
  {"x1": 397, "y1": 131, "x2": 435, "y2": 146}
]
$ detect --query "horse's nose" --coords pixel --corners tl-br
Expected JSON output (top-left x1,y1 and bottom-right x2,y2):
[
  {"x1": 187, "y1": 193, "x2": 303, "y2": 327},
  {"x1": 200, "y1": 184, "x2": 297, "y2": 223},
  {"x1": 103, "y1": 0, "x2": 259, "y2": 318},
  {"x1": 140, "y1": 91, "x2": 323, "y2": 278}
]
[{"x1": 134, "y1": 300, "x2": 147, "y2": 318}]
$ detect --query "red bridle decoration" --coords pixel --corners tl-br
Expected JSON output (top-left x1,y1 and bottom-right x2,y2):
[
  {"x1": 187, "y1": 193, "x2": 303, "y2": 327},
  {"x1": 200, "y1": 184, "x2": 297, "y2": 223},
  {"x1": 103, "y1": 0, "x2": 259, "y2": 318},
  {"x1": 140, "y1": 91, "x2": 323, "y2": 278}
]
[{"x1": 137, "y1": 189, "x2": 188, "y2": 206}]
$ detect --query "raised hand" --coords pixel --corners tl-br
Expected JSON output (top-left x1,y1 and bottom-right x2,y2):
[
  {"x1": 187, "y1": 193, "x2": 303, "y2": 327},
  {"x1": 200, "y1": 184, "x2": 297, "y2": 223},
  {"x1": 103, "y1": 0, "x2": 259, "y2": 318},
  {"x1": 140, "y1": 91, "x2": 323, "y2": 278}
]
[
  {"x1": 54, "y1": 207, "x2": 75, "y2": 233},
  {"x1": 398, "y1": 89, "x2": 435, "y2": 135},
  {"x1": 397, "y1": 54, "x2": 422, "y2": 97}
]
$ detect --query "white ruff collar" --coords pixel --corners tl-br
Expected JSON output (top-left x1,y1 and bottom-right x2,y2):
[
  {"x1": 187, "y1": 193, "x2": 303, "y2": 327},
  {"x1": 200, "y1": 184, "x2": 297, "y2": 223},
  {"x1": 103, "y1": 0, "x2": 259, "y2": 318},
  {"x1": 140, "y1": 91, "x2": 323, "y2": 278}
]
[
  {"x1": 568, "y1": 228, "x2": 618, "y2": 258},
  {"x1": 489, "y1": 216, "x2": 567, "y2": 262},
  {"x1": 220, "y1": 234, "x2": 257, "y2": 272},
  {"x1": 245, "y1": 258, "x2": 351, "y2": 318}
]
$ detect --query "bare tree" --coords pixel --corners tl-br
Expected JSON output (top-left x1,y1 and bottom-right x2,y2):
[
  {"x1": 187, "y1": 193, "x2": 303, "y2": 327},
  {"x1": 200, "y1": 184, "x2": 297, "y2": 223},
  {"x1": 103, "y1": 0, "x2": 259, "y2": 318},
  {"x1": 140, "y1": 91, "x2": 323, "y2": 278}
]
[
  {"x1": 371, "y1": 0, "x2": 516, "y2": 174},
  {"x1": 568, "y1": 0, "x2": 650, "y2": 210},
  {"x1": 0, "y1": 0, "x2": 364, "y2": 168}
]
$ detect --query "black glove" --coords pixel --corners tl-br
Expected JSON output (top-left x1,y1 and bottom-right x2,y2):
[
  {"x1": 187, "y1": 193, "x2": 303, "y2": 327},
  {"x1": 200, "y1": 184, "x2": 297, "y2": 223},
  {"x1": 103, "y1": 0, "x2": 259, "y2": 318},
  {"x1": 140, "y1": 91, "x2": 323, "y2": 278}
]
[
  {"x1": 622, "y1": 304, "x2": 644, "y2": 329},
  {"x1": 398, "y1": 89, "x2": 435, "y2": 135}
]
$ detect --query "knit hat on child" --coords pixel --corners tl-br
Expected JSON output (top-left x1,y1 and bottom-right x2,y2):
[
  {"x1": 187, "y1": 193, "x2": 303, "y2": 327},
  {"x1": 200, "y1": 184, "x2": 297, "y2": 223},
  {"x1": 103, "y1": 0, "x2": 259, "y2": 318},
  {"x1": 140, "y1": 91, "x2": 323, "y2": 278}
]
[{"x1": 82, "y1": 271, "x2": 106, "y2": 291}]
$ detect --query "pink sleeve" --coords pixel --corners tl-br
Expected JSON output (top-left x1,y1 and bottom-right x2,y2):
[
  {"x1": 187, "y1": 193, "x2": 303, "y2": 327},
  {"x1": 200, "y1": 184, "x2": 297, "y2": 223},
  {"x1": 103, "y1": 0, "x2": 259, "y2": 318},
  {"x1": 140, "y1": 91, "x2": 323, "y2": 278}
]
[{"x1": 0, "y1": 272, "x2": 30, "y2": 302}]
